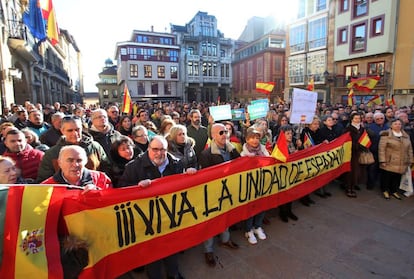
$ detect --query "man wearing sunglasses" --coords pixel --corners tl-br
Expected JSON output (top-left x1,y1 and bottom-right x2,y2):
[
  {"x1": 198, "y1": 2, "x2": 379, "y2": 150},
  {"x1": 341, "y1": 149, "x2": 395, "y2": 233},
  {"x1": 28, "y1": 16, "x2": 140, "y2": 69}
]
[{"x1": 199, "y1": 123, "x2": 240, "y2": 267}]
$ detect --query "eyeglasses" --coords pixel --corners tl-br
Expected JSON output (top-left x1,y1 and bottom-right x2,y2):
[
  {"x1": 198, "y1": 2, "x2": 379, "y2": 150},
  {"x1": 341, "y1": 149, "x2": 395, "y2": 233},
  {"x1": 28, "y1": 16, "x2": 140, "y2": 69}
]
[
  {"x1": 375, "y1": 118, "x2": 384, "y2": 120},
  {"x1": 219, "y1": 130, "x2": 228, "y2": 135},
  {"x1": 135, "y1": 134, "x2": 147, "y2": 138},
  {"x1": 332, "y1": 118, "x2": 338, "y2": 120},
  {"x1": 150, "y1": 147, "x2": 166, "y2": 153}
]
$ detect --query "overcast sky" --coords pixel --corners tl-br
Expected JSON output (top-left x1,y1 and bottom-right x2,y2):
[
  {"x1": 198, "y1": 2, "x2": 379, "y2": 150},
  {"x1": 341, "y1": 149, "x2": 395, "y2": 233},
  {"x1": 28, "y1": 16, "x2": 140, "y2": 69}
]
[{"x1": 53, "y1": 0, "x2": 297, "y2": 92}]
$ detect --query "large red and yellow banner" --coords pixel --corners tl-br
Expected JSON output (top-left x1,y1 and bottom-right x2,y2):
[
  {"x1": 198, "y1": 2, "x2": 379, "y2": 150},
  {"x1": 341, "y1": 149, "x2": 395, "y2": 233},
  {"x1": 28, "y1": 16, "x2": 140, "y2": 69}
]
[{"x1": 1, "y1": 133, "x2": 351, "y2": 278}]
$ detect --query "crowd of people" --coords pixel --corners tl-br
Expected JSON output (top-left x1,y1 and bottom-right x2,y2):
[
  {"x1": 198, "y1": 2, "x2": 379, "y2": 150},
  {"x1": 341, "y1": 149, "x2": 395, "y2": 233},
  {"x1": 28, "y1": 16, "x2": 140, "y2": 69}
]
[{"x1": 0, "y1": 99, "x2": 413, "y2": 279}]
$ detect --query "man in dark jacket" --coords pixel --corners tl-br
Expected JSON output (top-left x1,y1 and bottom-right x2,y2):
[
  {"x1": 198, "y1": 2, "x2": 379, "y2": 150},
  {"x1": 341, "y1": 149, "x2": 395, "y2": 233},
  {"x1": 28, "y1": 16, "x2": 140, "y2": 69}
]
[
  {"x1": 88, "y1": 109, "x2": 121, "y2": 160},
  {"x1": 36, "y1": 116, "x2": 110, "y2": 183},
  {"x1": 40, "y1": 112, "x2": 64, "y2": 147},
  {"x1": 199, "y1": 123, "x2": 240, "y2": 267},
  {"x1": 118, "y1": 135, "x2": 190, "y2": 279}
]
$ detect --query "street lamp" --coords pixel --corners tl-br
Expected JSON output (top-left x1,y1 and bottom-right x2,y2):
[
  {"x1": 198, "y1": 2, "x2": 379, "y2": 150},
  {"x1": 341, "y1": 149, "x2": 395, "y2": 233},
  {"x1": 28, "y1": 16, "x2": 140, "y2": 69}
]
[{"x1": 324, "y1": 71, "x2": 332, "y2": 104}]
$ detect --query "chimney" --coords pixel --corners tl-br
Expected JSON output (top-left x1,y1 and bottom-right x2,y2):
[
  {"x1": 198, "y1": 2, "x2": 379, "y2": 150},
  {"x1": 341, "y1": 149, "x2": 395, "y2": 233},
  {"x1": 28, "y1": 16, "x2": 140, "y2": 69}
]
[{"x1": 151, "y1": 25, "x2": 154, "y2": 32}]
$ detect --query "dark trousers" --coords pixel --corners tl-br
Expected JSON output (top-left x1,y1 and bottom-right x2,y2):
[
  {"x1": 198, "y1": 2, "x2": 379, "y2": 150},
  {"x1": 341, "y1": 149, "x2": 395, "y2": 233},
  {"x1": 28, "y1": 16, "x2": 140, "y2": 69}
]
[
  {"x1": 279, "y1": 202, "x2": 293, "y2": 217},
  {"x1": 381, "y1": 170, "x2": 402, "y2": 194},
  {"x1": 146, "y1": 254, "x2": 179, "y2": 279}
]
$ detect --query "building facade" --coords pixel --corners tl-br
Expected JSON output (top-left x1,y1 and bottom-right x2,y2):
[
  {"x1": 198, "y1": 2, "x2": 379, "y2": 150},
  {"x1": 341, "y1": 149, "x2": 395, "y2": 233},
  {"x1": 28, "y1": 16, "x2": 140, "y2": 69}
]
[
  {"x1": 96, "y1": 59, "x2": 119, "y2": 105},
  {"x1": 114, "y1": 29, "x2": 181, "y2": 104},
  {"x1": 171, "y1": 12, "x2": 233, "y2": 103},
  {"x1": 0, "y1": 0, "x2": 82, "y2": 112}
]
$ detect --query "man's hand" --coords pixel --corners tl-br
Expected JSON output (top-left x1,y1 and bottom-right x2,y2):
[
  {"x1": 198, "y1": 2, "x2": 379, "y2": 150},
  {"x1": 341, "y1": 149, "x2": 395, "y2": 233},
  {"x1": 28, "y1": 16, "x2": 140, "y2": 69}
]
[
  {"x1": 138, "y1": 179, "x2": 151, "y2": 188},
  {"x1": 82, "y1": 184, "x2": 101, "y2": 194},
  {"x1": 185, "y1": 168, "x2": 197, "y2": 175}
]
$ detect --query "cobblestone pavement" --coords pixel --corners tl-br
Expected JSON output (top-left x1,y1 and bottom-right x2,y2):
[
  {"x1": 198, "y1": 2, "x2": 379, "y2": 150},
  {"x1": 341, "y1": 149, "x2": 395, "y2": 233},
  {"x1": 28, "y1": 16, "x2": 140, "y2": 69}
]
[{"x1": 129, "y1": 182, "x2": 414, "y2": 279}]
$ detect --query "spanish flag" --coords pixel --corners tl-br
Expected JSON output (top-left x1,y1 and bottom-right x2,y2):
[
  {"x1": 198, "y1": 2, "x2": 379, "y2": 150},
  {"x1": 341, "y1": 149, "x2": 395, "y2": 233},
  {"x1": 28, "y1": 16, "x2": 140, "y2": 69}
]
[
  {"x1": 0, "y1": 186, "x2": 65, "y2": 278},
  {"x1": 367, "y1": 95, "x2": 381, "y2": 106},
  {"x1": 40, "y1": 0, "x2": 59, "y2": 45},
  {"x1": 347, "y1": 76, "x2": 380, "y2": 92},
  {"x1": 271, "y1": 130, "x2": 289, "y2": 162},
  {"x1": 256, "y1": 82, "x2": 275, "y2": 94},
  {"x1": 307, "y1": 76, "x2": 314, "y2": 91},
  {"x1": 303, "y1": 132, "x2": 315, "y2": 148},
  {"x1": 385, "y1": 95, "x2": 396, "y2": 106},
  {"x1": 122, "y1": 84, "x2": 132, "y2": 114},
  {"x1": 347, "y1": 89, "x2": 355, "y2": 106},
  {"x1": 358, "y1": 130, "x2": 372, "y2": 148}
]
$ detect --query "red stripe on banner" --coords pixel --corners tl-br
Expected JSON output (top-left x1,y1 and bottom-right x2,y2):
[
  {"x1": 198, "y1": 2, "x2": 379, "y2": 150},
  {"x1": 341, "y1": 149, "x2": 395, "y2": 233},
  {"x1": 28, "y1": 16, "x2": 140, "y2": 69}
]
[{"x1": 0, "y1": 186, "x2": 24, "y2": 278}]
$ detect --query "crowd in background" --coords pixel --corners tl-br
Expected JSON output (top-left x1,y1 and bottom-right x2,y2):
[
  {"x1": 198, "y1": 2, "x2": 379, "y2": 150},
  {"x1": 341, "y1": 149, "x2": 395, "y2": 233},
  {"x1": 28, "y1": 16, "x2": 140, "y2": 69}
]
[{"x1": 0, "y1": 99, "x2": 413, "y2": 278}]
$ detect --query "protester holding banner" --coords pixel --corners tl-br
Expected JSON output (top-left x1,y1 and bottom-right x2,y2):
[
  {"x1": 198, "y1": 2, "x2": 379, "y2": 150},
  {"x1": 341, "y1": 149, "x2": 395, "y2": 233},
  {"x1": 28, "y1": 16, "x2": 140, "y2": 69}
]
[
  {"x1": 0, "y1": 155, "x2": 25, "y2": 184},
  {"x1": 277, "y1": 125, "x2": 302, "y2": 223},
  {"x1": 199, "y1": 123, "x2": 240, "y2": 267},
  {"x1": 241, "y1": 127, "x2": 269, "y2": 244},
  {"x1": 118, "y1": 135, "x2": 190, "y2": 279},
  {"x1": 166, "y1": 124, "x2": 198, "y2": 170},
  {"x1": 378, "y1": 118, "x2": 413, "y2": 200},
  {"x1": 299, "y1": 116, "x2": 323, "y2": 205}
]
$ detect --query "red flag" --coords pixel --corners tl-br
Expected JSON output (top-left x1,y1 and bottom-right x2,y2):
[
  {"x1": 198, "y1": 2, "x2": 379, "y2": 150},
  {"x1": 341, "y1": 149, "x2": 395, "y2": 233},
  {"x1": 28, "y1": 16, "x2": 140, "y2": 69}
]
[
  {"x1": 256, "y1": 82, "x2": 275, "y2": 94},
  {"x1": 122, "y1": 84, "x2": 132, "y2": 114},
  {"x1": 271, "y1": 130, "x2": 289, "y2": 162},
  {"x1": 347, "y1": 76, "x2": 380, "y2": 92},
  {"x1": 40, "y1": 0, "x2": 59, "y2": 45},
  {"x1": 307, "y1": 76, "x2": 314, "y2": 91}
]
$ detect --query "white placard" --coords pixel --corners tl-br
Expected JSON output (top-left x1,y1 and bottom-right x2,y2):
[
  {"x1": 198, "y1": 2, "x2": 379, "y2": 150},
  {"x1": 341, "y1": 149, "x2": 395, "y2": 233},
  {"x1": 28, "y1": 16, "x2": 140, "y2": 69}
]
[
  {"x1": 209, "y1": 104, "x2": 232, "y2": 121},
  {"x1": 289, "y1": 88, "x2": 318, "y2": 124}
]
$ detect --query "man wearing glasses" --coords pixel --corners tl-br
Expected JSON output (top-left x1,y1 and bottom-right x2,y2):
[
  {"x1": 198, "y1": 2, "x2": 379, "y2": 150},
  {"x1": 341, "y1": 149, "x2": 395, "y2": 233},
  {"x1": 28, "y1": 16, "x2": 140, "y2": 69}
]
[
  {"x1": 107, "y1": 105, "x2": 120, "y2": 129},
  {"x1": 199, "y1": 123, "x2": 240, "y2": 267},
  {"x1": 118, "y1": 135, "x2": 195, "y2": 279}
]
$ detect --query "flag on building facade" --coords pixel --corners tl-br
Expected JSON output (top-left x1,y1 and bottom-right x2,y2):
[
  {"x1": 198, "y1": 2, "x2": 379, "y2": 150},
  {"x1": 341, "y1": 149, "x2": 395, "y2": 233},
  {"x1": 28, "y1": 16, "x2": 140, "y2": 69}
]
[
  {"x1": 271, "y1": 130, "x2": 289, "y2": 162},
  {"x1": 303, "y1": 132, "x2": 315, "y2": 148},
  {"x1": 367, "y1": 95, "x2": 382, "y2": 106},
  {"x1": 346, "y1": 76, "x2": 380, "y2": 92},
  {"x1": 256, "y1": 82, "x2": 275, "y2": 94},
  {"x1": 307, "y1": 76, "x2": 314, "y2": 91},
  {"x1": 347, "y1": 89, "x2": 355, "y2": 106},
  {"x1": 40, "y1": 0, "x2": 59, "y2": 45},
  {"x1": 358, "y1": 130, "x2": 372, "y2": 148},
  {"x1": 122, "y1": 84, "x2": 132, "y2": 114},
  {"x1": 23, "y1": 0, "x2": 47, "y2": 41}
]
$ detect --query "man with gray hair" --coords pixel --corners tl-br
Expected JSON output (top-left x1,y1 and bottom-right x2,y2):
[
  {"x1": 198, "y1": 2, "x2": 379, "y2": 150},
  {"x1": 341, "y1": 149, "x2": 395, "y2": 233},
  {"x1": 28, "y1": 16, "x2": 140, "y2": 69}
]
[
  {"x1": 40, "y1": 112, "x2": 65, "y2": 147},
  {"x1": 41, "y1": 145, "x2": 112, "y2": 190}
]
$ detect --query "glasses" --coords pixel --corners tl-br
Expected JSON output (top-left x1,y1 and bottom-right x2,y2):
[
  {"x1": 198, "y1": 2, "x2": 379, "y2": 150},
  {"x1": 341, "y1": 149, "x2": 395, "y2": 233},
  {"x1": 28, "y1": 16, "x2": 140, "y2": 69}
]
[
  {"x1": 150, "y1": 147, "x2": 166, "y2": 153},
  {"x1": 375, "y1": 118, "x2": 384, "y2": 120},
  {"x1": 110, "y1": 111, "x2": 119, "y2": 114},
  {"x1": 332, "y1": 118, "x2": 338, "y2": 120},
  {"x1": 135, "y1": 134, "x2": 147, "y2": 138},
  {"x1": 219, "y1": 130, "x2": 228, "y2": 135}
]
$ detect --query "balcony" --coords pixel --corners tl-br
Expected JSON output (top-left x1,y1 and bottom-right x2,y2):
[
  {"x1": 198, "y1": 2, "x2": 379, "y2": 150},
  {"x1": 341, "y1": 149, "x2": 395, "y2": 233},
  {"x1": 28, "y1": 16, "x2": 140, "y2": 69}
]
[
  {"x1": 7, "y1": 20, "x2": 39, "y2": 62},
  {"x1": 334, "y1": 73, "x2": 390, "y2": 88}
]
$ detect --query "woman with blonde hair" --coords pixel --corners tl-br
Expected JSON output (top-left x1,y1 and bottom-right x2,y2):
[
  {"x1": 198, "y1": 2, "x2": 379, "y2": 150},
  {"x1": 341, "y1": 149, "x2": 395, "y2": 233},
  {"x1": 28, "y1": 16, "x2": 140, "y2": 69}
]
[{"x1": 166, "y1": 124, "x2": 198, "y2": 170}]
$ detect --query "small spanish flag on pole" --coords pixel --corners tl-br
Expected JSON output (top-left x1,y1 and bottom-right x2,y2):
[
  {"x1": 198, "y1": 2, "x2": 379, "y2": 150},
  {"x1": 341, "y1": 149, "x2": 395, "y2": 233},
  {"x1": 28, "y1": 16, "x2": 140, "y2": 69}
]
[
  {"x1": 307, "y1": 76, "x2": 314, "y2": 91},
  {"x1": 271, "y1": 130, "x2": 289, "y2": 162},
  {"x1": 122, "y1": 84, "x2": 132, "y2": 114},
  {"x1": 358, "y1": 130, "x2": 372, "y2": 148},
  {"x1": 347, "y1": 88, "x2": 355, "y2": 106}
]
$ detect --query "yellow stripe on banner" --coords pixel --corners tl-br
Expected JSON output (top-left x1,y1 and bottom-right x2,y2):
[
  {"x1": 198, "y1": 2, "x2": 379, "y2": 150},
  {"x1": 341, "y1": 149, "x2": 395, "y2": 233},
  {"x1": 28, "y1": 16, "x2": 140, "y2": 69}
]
[
  {"x1": 15, "y1": 187, "x2": 54, "y2": 278},
  {"x1": 65, "y1": 141, "x2": 351, "y2": 267}
]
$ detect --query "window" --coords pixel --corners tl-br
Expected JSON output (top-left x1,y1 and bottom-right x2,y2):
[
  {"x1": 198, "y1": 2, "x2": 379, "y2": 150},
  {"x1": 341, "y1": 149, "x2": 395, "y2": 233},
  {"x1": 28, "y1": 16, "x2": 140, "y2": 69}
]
[
  {"x1": 368, "y1": 61, "x2": 384, "y2": 76},
  {"x1": 221, "y1": 64, "x2": 229, "y2": 78},
  {"x1": 351, "y1": 22, "x2": 367, "y2": 52},
  {"x1": 138, "y1": 82, "x2": 145, "y2": 95},
  {"x1": 157, "y1": 66, "x2": 165, "y2": 78},
  {"x1": 345, "y1": 64, "x2": 359, "y2": 82},
  {"x1": 164, "y1": 82, "x2": 171, "y2": 95},
  {"x1": 353, "y1": 0, "x2": 368, "y2": 19},
  {"x1": 289, "y1": 25, "x2": 306, "y2": 52},
  {"x1": 112, "y1": 90, "x2": 118, "y2": 98},
  {"x1": 316, "y1": 0, "x2": 327, "y2": 11},
  {"x1": 103, "y1": 90, "x2": 109, "y2": 98},
  {"x1": 337, "y1": 27, "x2": 348, "y2": 44},
  {"x1": 274, "y1": 57, "x2": 282, "y2": 72},
  {"x1": 130, "y1": 64, "x2": 138, "y2": 78},
  {"x1": 371, "y1": 15, "x2": 384, "y2": 37},
  {"x1": 144, "y1": 65, "x2": 152, "y2": 78},
  {"x1": 308, "y1": 17, "x2": 327, "y2": 49},
  {"x1": 170, "y1": 66, "x2": 178, "y2": 79},
  {"x1": 187, "y1": 47, "x2": 194, "y2": 55},
  {"x1": 339, "y1": 0, "x2": 349, "y2": 13},
  {"x1": 151, "y1": 82, "x2": 158, "y2": 95}
]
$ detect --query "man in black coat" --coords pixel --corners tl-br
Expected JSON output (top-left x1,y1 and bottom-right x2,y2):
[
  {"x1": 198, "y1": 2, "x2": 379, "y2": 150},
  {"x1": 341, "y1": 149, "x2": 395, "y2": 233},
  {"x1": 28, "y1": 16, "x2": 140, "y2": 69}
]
[{"x1": 118, "y1": 135, "x2": 196, "y2": 279}]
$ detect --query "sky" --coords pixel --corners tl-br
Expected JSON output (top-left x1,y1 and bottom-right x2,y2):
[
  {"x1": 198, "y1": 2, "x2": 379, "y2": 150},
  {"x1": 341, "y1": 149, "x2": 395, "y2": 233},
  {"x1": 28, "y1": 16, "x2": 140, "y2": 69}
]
[{"x1": 53, "y1": 0, "x2": 298, "y2": 92}]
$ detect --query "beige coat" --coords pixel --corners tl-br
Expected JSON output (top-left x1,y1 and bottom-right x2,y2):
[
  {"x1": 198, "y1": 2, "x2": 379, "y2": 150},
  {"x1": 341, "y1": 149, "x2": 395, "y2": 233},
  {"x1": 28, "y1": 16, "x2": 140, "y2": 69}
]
[{"x1": 378, "y1": 129, "x2": 413, "y2": 174}]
